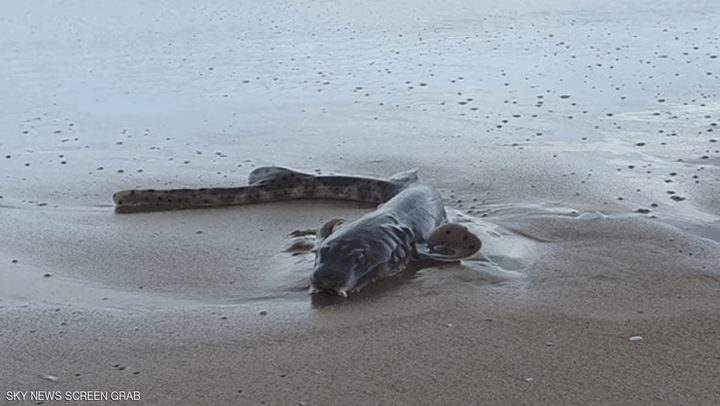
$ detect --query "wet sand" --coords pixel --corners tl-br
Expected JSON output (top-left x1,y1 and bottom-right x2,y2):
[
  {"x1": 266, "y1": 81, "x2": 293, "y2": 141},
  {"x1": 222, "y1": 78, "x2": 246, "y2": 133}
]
[{"x1": 1, "y1": 0, "x2": 720, "y2": 404}]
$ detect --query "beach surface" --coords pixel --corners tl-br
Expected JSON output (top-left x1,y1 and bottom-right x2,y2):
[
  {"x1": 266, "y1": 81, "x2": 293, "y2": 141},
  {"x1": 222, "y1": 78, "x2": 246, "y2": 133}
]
[{"x1": 1, "y1": 0, "x2": 719, "y2": 404}]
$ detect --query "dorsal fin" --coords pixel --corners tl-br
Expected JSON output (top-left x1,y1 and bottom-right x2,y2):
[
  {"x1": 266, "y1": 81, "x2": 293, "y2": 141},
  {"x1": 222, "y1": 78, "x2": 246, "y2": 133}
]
[
  {"x1": 247, "y1": 166, "x2": 314, "y2": 185},
  {"x1": 387, "y1": 168, "x2": 419, "y2": 187}
]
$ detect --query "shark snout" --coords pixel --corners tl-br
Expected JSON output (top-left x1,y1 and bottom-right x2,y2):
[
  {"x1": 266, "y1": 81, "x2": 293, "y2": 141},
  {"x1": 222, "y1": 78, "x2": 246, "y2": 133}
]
[{"x1": 309, "y1": 266, "x2": 353, "y2": 296}]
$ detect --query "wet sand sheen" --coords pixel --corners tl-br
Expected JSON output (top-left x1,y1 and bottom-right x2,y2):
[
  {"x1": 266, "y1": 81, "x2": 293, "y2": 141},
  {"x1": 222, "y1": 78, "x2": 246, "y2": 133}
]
[{"x1": 1, "y1": 0, "x2": 720, "y2": 404}]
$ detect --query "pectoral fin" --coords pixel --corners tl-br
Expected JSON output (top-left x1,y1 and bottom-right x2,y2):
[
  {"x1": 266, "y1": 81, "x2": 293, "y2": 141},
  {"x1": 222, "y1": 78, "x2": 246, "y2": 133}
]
[
  {"x1": 317, "y1": 218, "x2": 346, "y2": 240},
  {"x1": 416, "y1": 223, "x2": 482, "y2": 261}
]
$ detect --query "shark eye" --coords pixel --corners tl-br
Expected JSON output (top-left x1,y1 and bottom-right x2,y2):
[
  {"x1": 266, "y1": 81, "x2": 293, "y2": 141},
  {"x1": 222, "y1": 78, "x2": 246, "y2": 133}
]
[{"x1": 355, "y1": 252, "x2": 366, "y2": 264}]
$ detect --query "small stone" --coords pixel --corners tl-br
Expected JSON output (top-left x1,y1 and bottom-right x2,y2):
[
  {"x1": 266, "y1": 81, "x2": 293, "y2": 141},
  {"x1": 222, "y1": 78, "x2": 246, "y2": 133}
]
[
  {"x1": 42, "y1": 374, "x2": 59, "y2": 382},
  {"x1": 11, "y1": 259, "x2": 19, "y2": 264},
  {"x1": 43, "y1": 273, "x2": 52, "y2": 278},
  {"x1": 629, "y1": 335, "x2": 643, "y2": 342},
  {"x1": 258, "y1": 311, "x2": 268, "y2": 316}
]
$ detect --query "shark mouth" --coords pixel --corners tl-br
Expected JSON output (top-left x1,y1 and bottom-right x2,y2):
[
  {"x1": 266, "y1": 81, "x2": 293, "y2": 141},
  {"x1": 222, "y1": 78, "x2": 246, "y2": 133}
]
[
  {"x1": 309, "y1": 285, "x2": 349, "y2": 298},
  {"x1": 308, "y1": 266, "x2": 382, "y2": 298}
]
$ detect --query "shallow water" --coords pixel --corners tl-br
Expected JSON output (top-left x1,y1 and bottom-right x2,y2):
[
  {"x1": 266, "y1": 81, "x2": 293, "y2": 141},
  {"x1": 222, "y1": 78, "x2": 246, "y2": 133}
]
[{"x1": 1, "y1": 0, "x2": 719, "y2": 316}]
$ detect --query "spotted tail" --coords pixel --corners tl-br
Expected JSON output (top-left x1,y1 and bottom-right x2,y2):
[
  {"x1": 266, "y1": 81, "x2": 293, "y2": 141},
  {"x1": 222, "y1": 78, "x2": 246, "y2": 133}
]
[{"x1": 113, "y1": 167, "x2": 418, "y2": 213}]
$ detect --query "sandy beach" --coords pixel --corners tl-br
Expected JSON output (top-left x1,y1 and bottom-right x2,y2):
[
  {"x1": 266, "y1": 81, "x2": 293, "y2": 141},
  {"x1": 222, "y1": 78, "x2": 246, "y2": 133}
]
[{"x1": 1, "y1": 0, "x2": 719, "y2": 404}]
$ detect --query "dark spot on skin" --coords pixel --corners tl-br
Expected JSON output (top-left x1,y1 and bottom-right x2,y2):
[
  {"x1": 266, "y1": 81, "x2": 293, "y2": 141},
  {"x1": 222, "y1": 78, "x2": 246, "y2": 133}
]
[
  {"x1": 469, "y1": 244, "x2": 476, "y2": 250},
  {"x1": 446, "y1": 230, "x2": 452, "y2": 235},
  {"x1": 118, "y1": 200, "x2": 123, "y2": 204},
  {"x1": 463, "y1": 235, "x2": 468, "y2": 240}
]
